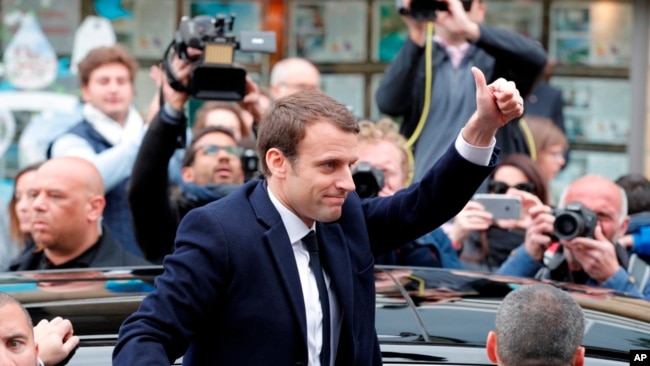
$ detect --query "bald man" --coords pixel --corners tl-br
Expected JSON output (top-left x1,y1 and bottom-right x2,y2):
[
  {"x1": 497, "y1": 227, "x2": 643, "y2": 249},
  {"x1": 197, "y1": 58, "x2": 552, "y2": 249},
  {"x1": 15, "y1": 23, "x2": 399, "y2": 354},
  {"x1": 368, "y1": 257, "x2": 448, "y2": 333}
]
[
  {"x1": 498, "y1": 175, "x2": 647, "y2": 298},
  {"x1": 9, "y1": 157, "x2": 149, "y2": 270},
  {"x1": 269, "y1": 57, "x2": 321, "y2": 100},
  {"x1": 0, "y1": 293, "x2": 40, "y2": 365}
]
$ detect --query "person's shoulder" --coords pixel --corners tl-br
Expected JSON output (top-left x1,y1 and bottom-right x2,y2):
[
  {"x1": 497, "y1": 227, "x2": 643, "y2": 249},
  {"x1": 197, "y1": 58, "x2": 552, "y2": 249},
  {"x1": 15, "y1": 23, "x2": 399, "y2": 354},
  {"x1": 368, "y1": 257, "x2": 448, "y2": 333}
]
[{"x1": 190, "y1": 180, "x2": 262, "y2": 216}]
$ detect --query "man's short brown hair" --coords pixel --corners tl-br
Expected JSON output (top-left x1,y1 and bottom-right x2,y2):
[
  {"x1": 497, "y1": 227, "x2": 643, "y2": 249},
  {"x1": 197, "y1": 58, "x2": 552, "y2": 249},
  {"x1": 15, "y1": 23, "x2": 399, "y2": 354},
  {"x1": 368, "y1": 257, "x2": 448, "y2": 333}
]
[
  {"x1": 77, "y1": 45, "x2": 139, "y2": 86},
  {"x1": 256, "y1": 89, "x2": 358, "y2": 177}
]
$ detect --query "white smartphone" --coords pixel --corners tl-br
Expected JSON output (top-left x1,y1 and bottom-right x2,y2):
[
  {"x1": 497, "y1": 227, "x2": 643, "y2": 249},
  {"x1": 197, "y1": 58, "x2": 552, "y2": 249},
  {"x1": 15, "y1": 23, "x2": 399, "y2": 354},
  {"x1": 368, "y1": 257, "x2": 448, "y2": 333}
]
[{"x1": 472, "y1": 194, "x2": 522, "y2": 220}]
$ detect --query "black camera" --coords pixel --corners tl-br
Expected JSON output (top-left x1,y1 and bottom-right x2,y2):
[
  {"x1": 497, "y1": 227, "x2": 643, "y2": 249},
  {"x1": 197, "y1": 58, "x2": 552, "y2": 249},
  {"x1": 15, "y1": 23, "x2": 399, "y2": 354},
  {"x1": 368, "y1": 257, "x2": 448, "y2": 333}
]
[
  {"x1": 397, "y1": 0, "x2": 474, "y2": 21},
  {"x1": 165, "y1": 13, "x2": 276, "y2": 101},
  {"x1": 352, "y1": 162, "x2": 385, "y2": 199},
  {"x1": 552, "y1": 201, "x2": 598, "y2": 241},
  {"x1": 241, "y1": 148, "x2": 261, "y2": 182}
]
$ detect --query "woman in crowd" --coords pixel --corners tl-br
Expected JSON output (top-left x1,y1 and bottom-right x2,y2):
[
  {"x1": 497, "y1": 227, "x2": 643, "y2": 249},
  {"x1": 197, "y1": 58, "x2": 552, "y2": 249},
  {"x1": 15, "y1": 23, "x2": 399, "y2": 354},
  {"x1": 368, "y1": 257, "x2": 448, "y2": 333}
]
[
  {"x1": 525, "y1": 115, "x2": 568, "y2": 195},
  {"x1": 450, "y1": 154, "x2": 548, "y2": 272},
  {"x1": 3, "y1": 163, "x2": 42, "y2": 270}
]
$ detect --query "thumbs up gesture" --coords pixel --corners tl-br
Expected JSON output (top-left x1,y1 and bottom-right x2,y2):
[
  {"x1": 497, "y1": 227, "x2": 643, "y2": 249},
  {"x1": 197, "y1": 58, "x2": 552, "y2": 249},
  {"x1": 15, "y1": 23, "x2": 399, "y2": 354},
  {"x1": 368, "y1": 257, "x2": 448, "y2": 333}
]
[{"x1": 462, "y1": 67, "x2": 524, "y2": 146}]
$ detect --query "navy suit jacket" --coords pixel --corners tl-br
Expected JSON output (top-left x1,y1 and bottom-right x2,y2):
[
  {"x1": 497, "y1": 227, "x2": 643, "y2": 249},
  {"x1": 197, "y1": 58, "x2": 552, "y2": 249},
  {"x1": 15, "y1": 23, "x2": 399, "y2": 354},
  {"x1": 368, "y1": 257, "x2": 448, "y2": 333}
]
[{"x1": 113, "y1": 144, "x2": 496, "y2": 365}]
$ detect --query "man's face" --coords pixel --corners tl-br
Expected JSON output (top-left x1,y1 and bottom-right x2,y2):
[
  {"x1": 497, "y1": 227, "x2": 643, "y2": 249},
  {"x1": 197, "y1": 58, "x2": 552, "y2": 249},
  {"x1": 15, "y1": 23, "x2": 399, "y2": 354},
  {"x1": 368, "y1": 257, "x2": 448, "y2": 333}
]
[
  {"x1": 29, "y1": 166, "x2": 88, "y2": 249},
  {"x1": 562, "y1": 180, "x2": 626, "y2": 244},
  {"x1": 0, "y1": 303, "x2": 38, "y2": 366},
  {"x1": 274, "y1": 120, "x2": 357, "y2": 227},
  {"x1": 81, "y1": 62, "x2": 134, "y2": 123},
  {"x1": 204, "y1": 109, "x2": 243, "y2": 141},
  {"x1": 356, "y1": 140, "x2": 407, "y2": 197},
  {"x1": 183, "y1": 132, "x2": 245, "y2": 186},
  {"x1": 272, "y1": 62, "x2": 321, "y2": 100}
]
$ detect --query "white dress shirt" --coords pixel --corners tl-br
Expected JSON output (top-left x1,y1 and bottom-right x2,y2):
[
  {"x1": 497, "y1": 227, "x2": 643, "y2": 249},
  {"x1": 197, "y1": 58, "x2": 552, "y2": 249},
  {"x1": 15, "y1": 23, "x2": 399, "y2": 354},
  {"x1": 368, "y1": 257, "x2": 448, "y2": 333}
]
[
  {"x1": 267, "y1": 188, "x2": 340, "y2": 366},
  {"x1": 263, "y1": 130, "x2": 493, "y2": 365}
]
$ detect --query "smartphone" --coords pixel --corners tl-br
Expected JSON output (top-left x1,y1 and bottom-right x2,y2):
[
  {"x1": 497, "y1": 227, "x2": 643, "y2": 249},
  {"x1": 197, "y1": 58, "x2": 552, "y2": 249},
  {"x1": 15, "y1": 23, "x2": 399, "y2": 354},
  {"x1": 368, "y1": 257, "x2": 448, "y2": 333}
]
[{"x1": 472, "y1": 194, "x2": 522, "y2": 220}]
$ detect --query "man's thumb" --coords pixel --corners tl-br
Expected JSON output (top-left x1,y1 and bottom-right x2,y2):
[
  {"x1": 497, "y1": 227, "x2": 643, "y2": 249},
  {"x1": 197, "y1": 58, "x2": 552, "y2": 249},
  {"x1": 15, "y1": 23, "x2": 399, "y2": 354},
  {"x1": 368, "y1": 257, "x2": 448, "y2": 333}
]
[{"x1": 471, "y1": 66, "x2": 487, "y2": 93}]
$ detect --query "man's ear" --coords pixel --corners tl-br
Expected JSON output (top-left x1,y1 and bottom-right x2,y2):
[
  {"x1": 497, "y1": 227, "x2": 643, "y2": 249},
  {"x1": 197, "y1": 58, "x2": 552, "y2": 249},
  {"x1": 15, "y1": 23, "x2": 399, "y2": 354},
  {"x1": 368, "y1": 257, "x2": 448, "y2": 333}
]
[
  {"x1": 266, "y1": 148, "x2": 287, "y2": 178},
  {"x1": 181, "y1": 166, "x2": 195, "y2": 183},
  {"x1": 486, "y1": 331, "x2": 498, "y2": 363},
  {"x1": 270, "y1": 84, "x2": 282, "y2": 99},
  {"x1": 81, "y1": 84, "x2": 91, "y2": 103},
  {"x1": 87, "y1": 196, "x2": 106, "y2": 221},
  {"x1": 573, "y1": 346, "x2": 585, "y2": 366}
]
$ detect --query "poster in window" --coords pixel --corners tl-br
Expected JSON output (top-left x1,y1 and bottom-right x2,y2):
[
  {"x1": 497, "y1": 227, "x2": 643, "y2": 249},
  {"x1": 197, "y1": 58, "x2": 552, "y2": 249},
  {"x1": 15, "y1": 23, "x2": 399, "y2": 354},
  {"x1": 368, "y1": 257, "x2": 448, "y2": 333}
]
[
  {"x1": 550, "y1": 76, "x2": 630, "y2": 145},
  {"x1": 372, "y1": 1, "x2": 407, "y2": 62},
  {"x1": 484, "y1": 0, "x2": 543, "y2": 42},
  {"x1": 550, "y1": 150, "x2": 628, "y2": 202},
  {"x1": 1, "y1": 0, "x2": 80, "y2": 54},
  {"x1": 321, "y1": 74, "x2": 365, "y2": 118},
  {"x1": 132, "y1": 0, "x2": 177, "y2": 59},
  {"x1": 290, "y1": 1, "x2": 367, "y2": 63},
  {"x1": 549, "y1": 2, "x2": 632, "y2": 67}
]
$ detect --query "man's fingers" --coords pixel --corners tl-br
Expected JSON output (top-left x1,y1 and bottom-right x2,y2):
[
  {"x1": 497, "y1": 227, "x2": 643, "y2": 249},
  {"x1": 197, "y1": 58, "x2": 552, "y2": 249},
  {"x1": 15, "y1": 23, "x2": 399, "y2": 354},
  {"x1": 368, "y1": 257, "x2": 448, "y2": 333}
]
[{"x1": 61, "y1": 335, "x2": 80, "y2": 353}]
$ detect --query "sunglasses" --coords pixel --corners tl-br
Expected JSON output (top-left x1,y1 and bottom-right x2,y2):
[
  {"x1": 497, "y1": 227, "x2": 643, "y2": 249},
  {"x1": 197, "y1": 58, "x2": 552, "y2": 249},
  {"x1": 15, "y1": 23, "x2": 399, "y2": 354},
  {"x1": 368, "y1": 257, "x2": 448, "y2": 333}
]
[
  {"x1": 488, "y1": 181, "x2": 535, "y2": 194},
  {"x1": 196, "y1": 144, "x2": 243, "y2": 157}
]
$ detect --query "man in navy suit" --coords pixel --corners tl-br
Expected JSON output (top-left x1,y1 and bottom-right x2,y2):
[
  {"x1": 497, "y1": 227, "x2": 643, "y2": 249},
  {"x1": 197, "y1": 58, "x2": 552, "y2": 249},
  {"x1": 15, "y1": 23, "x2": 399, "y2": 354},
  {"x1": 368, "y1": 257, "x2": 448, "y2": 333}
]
[{"x1": 113, "y1": 51, "x2": 524, "y2": 364}]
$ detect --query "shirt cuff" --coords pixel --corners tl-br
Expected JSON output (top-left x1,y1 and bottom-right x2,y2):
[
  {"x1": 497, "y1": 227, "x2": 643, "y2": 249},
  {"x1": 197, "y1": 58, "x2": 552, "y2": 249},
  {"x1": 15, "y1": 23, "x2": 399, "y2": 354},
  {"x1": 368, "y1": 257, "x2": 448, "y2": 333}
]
[
  {"x1": 161, "y1": 102, "x2": 186, "y2": 126},
  {"x1": 455, "y1": 128, "x2": 496, "y2": 166}
]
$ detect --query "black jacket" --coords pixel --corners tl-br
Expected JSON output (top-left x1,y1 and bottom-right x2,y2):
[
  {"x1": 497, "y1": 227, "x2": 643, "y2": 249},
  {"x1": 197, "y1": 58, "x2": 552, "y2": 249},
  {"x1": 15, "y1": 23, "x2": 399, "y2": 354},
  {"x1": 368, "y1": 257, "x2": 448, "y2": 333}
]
[
  {"x1": 9, "y1": 228, "x2": 149, "y2": 271},
  {"x1": 376, "y1": 24, "x2": 547, "y2": 157},
  {"x1": 128, "y1": 111, "x2": 238, "y2": 264}
]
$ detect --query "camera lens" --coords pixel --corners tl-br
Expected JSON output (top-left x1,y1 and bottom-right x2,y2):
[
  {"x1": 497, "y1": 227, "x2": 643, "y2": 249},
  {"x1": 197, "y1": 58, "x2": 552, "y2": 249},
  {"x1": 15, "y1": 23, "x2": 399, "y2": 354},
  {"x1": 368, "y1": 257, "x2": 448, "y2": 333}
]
[
  {"x1": 553, "y1": 211, "x2": 584, "y2": 241},
  {"x1": 352, "y1": 162, "x2": 383, "y2": 199},
  {"x1": 353, "y1": 173, "x2": 380, "y2": 199}
]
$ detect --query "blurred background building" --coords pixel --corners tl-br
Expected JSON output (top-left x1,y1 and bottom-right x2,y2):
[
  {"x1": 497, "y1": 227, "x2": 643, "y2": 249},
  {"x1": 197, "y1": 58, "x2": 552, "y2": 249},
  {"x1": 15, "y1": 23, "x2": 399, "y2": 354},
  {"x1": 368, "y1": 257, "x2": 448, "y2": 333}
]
[{"x1": 0, "y1": 0, "x2": 649, "y2": 202}]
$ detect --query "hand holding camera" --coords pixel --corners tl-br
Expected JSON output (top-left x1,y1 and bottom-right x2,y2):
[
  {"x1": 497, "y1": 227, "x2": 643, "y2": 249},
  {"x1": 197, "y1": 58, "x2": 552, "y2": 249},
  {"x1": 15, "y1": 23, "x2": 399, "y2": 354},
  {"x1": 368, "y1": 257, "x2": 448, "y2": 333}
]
[
  {"x1": 555, "y1": 203, "x2": 620, "y2": 283},
  {"x1": 525, "y1": 201, "x2": 621, "y2": 283},
  {"x1": 396, "y1": 0, "x2": 478, "y2": 46},
  {"x1": 162, "y1": 13, "x2": 275, "y2": 102},
  {"x1": 163, "y1": 47, "x2": 200, "y2": 111},
  {"x1": 523, "y1": 204, "x2": 556, "y2": 261}
]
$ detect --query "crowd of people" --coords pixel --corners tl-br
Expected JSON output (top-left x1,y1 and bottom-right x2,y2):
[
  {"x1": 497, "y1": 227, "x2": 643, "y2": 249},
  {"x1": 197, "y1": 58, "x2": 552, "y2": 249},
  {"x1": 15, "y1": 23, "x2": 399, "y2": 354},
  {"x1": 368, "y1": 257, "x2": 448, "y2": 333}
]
[{"x1": 0, "y1": 0, "x2": 649, "y2": 364}]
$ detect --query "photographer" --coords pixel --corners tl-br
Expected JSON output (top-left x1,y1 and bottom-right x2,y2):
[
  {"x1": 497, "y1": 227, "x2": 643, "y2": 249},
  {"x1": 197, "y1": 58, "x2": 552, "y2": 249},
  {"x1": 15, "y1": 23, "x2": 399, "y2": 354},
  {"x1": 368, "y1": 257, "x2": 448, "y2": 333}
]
[
  {"x1": 497, "y1": 175, "x2": 649, "y2": 299},
  {"x1": 376, "y1": 0, "x2": 546, "y2": 184},
  {"x1": 452, "y1": 154, "x2": 549, "y2": 272},
  {"x1": 127, "y1": 48, "x2": 249, "y2": 264},
  {"x1": 356, "y1": 118, "x2": 462, "y2": 269}
]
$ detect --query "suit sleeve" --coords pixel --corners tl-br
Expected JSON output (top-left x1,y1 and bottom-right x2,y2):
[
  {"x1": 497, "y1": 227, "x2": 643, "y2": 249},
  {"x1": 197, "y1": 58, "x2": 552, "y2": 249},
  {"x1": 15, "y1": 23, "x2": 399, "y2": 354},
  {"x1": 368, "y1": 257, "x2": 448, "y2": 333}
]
[
  {"x1": 113, "y1": 208, "x2": 230, "y2": 365},
  {"x1": 363, "y1": 143, "x2": 496, "y2": 255},
  {"x1": 127, "y1": 111, "x2": 186, "y2": 263}
]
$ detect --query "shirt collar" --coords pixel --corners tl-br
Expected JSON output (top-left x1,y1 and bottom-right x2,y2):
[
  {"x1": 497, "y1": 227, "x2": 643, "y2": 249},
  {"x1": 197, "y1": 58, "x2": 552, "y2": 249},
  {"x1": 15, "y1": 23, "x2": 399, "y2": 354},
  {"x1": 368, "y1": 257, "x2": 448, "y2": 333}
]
[
  {"x1": 266, "y1": 186, "x2": 315, "y2": 244},
  {"x1": 39, "y1": 236, "x2": 102, "y2": 270}
]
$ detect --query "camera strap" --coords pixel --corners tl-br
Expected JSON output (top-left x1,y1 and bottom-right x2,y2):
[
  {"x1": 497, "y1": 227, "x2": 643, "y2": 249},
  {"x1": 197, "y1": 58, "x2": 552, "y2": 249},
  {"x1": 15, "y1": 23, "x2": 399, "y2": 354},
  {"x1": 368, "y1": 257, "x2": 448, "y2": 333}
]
[
  {"x1": 543, "y1": 242, "x2": 565, "y2": 270},
  {"x1": 162, "y1": 41, "x2": 190, "y2": 94}
]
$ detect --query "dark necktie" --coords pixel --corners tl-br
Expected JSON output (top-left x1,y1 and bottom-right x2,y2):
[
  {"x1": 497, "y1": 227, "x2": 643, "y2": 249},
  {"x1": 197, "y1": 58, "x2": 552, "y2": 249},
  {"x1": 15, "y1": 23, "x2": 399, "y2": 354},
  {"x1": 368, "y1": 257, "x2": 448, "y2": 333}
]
[{"x1": 303, "y1": 230, "x2": 331, "y2": 366}]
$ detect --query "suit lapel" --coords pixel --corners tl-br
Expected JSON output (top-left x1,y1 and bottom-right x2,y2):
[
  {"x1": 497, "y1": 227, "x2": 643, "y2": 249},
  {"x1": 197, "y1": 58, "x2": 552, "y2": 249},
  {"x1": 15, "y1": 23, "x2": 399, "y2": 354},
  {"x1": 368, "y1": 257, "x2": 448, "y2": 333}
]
[
  {"x1": 264, "y1": 225, "x2": 307, "y2": 342},
  {"x1": 249, "y1": 182, "x2": 308, "y2": 343}
]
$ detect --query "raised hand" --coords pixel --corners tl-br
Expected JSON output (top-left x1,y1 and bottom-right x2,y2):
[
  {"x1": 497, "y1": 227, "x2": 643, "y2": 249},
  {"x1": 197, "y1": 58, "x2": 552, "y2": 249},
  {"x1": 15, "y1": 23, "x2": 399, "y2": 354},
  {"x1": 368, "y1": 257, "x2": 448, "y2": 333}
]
[
  {"x1": 462, "y1": 67, "x2": 524, "y2": 146},
  {"x1": 34, "y1": 317, "x2": 80, "y2": 366},
  {"x1": 563, "y1": 224, "x2": 620, "y2": 284}
]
